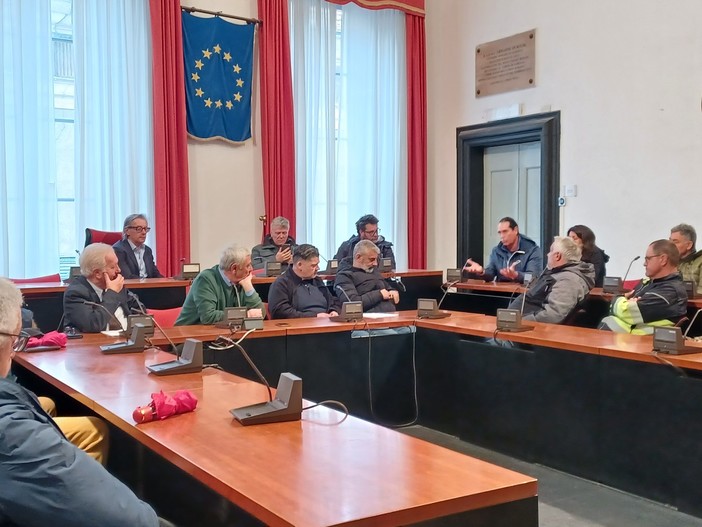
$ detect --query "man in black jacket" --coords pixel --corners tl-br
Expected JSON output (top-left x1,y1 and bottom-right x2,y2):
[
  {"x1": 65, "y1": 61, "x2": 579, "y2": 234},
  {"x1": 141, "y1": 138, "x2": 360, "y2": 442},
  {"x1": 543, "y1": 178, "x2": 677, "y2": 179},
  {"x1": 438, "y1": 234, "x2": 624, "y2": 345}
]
[
  {"x1": 268, "y1": 244, "x2": 341, "y2": 319},
  {"x1": 335, "y1": 240, "x2": 399, "y2": 313},
  {"x1": 334, "y1": 214, "x2": 396, "y2": 269},
  {"x1": 113, "y1": 213, "x2": 163, "y2": 279},
  {"x1": 63, "y1": 243, "x2": 140, "y2": 333}
]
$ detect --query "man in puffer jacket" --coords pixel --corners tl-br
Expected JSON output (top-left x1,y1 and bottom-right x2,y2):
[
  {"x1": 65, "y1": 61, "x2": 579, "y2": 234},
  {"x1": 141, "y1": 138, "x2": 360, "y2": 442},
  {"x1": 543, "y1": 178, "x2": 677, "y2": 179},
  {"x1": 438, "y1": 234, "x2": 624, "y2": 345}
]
[
  {"x1": 464, "y1": 217, "x2": 543, "y2": 283},
  {"x1": 334, "y1": 240, "x2": 399, "y2": 313},
  {"x1": 509, "y1": 236, "x2": 595, "y2": 324}
]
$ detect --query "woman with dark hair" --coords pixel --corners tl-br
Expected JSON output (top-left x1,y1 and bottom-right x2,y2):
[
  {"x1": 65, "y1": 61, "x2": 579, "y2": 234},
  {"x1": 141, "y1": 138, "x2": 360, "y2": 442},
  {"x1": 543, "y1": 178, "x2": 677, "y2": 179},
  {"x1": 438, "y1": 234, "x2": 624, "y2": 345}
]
[{"x1": 567, "y1": 225, "x2": 609, "y2": 287}]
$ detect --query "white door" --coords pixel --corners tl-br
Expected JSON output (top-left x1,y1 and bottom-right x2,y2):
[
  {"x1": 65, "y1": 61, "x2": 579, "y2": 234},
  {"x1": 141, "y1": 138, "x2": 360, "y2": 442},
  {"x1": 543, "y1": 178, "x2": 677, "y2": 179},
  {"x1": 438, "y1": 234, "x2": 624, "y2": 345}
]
[{"x1": 483, "y1": 142, "x2": 541, "y2": 262}]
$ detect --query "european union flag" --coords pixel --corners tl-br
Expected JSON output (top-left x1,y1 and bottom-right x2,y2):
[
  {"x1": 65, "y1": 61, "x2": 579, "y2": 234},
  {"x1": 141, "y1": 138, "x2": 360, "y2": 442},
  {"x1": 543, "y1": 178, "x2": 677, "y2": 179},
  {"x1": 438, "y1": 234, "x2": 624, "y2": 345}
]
[{"x1": 182, "y1": 13, "x2": 255, "y2": 142}]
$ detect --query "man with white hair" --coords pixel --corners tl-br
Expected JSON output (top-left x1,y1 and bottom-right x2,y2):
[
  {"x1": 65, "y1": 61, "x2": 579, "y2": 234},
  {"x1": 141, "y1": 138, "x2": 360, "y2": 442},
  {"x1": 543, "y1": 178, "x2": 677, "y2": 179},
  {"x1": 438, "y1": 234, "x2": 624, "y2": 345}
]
[
  {"x1": 175, "y1": 244, "x2": 264, "y2": 325},
  {"x1": 508, "y1": 236, "x2": 595, "y2": 324},
  {"x1": 0, "y1": 278, "x2": 166, "y2": 526},
  {"x1": 63, "y1": 243, "x2": 140, "y2": 333},
  {"x1": 252, "y1": 216, "x2": 296, "y2": 271}
]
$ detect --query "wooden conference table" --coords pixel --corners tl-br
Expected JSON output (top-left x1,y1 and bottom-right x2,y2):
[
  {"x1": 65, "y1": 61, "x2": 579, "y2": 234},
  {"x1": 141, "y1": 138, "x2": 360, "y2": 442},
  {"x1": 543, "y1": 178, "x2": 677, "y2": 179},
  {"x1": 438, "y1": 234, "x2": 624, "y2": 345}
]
[
  {"x1": 12, "y1": 333, "x2": 538, "y2": 527},
  {"x1": 19, "y1": 278, "x2": 191, "y2": 333},
  {"x1": 143, "y1": 310, "x2": 702, "y2": 518}
]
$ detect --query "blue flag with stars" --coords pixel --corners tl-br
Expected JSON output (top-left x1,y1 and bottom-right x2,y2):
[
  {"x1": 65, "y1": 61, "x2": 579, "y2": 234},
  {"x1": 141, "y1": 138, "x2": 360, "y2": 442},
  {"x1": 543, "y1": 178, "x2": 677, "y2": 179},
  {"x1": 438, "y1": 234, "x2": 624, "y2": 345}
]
[{"x1": 182, "y1": 13, "x2": 255, "y2": 142}]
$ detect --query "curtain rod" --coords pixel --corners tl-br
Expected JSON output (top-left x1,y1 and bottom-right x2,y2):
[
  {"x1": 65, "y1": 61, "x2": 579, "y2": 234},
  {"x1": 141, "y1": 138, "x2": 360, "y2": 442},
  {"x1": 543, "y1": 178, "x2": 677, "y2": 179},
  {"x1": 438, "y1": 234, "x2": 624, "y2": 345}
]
[{"x1": 181, "y1": 5, "x2": 261, "y2": 25}]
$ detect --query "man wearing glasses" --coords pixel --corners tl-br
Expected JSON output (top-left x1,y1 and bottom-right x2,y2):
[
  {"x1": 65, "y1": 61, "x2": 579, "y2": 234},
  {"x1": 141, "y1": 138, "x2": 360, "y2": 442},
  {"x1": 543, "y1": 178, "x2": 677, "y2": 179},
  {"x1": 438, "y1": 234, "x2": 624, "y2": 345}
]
[
  {"x1": 0, "y1": 278, "x2": 170, "y2": 526},
  {"x1": 334, "y1": 214, "x2": 396, "y2": 269},
  {"x1": 113, "y1": 213, "x2": 163, "y2": 279},
  {"x1": 599, "y1": 239, "x2": 688, "y2": 334}
]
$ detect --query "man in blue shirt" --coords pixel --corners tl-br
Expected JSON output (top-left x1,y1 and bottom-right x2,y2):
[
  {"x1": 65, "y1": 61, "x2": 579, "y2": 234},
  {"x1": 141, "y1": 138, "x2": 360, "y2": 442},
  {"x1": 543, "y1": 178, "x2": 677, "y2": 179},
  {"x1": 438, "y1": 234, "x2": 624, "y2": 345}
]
[{"x1": 113, "y1": 213, "x2": 163, "y2": 279}]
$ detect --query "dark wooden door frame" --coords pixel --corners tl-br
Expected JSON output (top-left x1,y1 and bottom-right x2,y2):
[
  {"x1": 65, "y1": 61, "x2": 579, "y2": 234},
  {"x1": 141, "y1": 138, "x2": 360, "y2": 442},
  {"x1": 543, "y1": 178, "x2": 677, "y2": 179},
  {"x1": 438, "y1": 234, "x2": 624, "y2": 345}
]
[{"x1": 456, "y1": 111, "x2": 560, "y2": 267}]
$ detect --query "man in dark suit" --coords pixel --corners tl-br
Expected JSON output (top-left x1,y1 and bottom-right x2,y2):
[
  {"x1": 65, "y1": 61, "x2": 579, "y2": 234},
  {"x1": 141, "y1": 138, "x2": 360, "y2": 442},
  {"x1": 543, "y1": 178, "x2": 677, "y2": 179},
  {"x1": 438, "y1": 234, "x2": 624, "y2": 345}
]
[
  {"x1": 63, "y1": 243, "x2": 140, "y2": 333},
  {"x1": 113, "y1": 213, "x2": 163, "y2": 279}
]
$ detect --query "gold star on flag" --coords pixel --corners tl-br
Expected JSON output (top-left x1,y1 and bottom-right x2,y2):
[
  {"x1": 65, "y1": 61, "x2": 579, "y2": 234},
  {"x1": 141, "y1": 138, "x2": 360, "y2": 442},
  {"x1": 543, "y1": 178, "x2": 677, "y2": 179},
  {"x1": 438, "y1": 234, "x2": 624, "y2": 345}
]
[
  {"x1": 195, "y1": 59, "x2": 204, "y2": 70},
  {"x1": 195, "y1": 88, "x2": 204, "y2": 97},
  {"x1": 233, "y1": 64, "x2": 241, "y2": 74},
  {"x1": 234, "y1": 92, "x2": 242, "y2": 102},
  {"x1": 191, "y1": 72, "x2": 200, "y2": 82},
  {"x1": 223, "y1": 52, "x2": 232, "y2": 62},
  {"x1": 202, "y1": 49, "x2": 212, "y2": 59},
  {"x1": 236, "y1": 79, "x2": 244, "y2": 87},
  {"x1": 225, "y1": 100, "x2": 233, "y2": 110},
  {"x1": 215, "y1": 100, "x2": 222, "y2": 108},
  {"x1": 204, "y1": 98, "x2": 212, "y2": 108},
  {"x1": 213, "y1": 44, "x2": 221, "y2": 54}
]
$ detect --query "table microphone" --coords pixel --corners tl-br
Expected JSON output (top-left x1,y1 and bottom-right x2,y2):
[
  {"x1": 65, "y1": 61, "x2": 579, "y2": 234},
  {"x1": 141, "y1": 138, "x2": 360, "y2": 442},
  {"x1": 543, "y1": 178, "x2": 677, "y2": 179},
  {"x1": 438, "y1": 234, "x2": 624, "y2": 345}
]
[
  {"x1": 128, "y1": 291, "x2": 180, "y2": 357},
  {"x1": 82, "y1": 300, "x2": 125, "y2": 331}
]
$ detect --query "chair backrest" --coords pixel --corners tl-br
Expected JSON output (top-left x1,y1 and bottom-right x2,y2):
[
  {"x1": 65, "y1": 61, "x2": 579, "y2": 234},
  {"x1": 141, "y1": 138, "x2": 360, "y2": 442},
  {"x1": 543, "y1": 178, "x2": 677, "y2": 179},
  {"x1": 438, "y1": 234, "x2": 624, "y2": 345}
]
[
  {"x1": 146, "y1": 307, "x2": 182, "y2": 329},
  {"x1": 11, "y1": 273, "x2": 62, "y2": 284},
  {"x1": 85, "y1": 228, "x2": 122, "y2": 247}
]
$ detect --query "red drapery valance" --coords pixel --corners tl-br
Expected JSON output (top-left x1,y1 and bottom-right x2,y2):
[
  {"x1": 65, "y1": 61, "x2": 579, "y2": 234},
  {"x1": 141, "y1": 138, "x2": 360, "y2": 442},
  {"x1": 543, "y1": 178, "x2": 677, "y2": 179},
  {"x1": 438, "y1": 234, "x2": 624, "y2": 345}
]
[{"x1": 326, "y1": 0, "x2": 424, "y2": 17}]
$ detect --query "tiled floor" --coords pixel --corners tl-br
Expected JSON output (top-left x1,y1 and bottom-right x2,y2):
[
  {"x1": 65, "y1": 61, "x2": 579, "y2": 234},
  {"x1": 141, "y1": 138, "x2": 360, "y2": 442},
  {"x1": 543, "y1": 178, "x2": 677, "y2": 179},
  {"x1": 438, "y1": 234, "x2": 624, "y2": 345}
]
[{"x1": 402, "y1": 426, "x2": 702, "y2": 527}]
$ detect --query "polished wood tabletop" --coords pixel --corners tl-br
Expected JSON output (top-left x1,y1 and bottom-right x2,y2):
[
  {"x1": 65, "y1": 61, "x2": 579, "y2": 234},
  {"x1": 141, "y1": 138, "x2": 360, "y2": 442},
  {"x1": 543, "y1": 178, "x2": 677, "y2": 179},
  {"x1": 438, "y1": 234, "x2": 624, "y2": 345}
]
[
  {"x1": 19, "y1": 277, "x2": 191, "y2": 295},
  {"x1": 13, "y1": 338, "x2": 537, "y2": 527}
]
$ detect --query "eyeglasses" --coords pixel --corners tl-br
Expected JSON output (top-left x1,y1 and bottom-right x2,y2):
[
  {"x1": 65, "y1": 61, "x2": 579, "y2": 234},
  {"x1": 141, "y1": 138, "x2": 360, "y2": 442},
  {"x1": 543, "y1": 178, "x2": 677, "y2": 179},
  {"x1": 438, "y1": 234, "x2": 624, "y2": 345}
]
[
  {"x1": 0, "y1": 331, "x2": 29, "y2": 353},
  {"x1": 128, "y1": 226, "x2": 151, "y2": 233},
  {"x1": 644, "y1": 254, "x2": 662, "y2": 263},
  {"x1": 363, "y1": 228, "x2": 380, "y2": 236}
]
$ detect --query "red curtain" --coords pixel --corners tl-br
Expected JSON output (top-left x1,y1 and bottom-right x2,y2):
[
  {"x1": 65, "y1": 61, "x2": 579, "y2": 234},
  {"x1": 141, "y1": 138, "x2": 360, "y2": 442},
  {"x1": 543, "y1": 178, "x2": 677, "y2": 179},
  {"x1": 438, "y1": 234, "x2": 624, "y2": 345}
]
[
  {"x1": 405, "y1": 13, "x2": 427, "y2": 268},
  {"x1": 149, "y1": 0, "x2": 191, "y2": 277},
  {"x1": 257, "y1": 0, "x2": 297, "y2": 238}
]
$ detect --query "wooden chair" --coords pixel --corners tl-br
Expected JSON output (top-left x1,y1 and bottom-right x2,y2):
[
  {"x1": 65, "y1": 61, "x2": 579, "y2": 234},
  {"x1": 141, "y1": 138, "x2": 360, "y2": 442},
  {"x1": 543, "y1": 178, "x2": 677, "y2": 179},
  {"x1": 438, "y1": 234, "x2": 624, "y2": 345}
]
[
  {"x1": 11, "y1": 273, "x2": 62, "y2": 284},
  {"x1": 84, "y1": 228, "x2": 122, "y2": 247}
]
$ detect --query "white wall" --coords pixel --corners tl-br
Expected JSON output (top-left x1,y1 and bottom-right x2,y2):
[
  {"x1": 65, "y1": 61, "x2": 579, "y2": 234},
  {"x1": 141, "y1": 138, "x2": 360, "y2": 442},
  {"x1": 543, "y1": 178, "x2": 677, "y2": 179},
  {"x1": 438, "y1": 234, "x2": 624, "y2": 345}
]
[
  {"x1": 426, "y1": 0, "x2": 702, "y2": 278},
  {"x1": 183, "y1": 0, "x2": 264, "y2": 267}
]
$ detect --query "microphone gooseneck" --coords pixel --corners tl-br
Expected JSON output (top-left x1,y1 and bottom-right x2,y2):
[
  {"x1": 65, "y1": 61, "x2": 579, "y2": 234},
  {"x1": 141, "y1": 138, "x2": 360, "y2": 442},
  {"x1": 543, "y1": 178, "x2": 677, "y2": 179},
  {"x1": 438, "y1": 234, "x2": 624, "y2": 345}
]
[
  {"x1": 82, "y1": 300, "x2": 124, "y2": 331},
  {"x1": 437, "y1": 280, "x2": 460, "y2": 310},
  {"x1": 683, "y1": 308, "x2": 702, "y2": 340},
  {"x1": 335, "y1": 284, "x2": 352, "y2": 303},
  {"x1": 622, "y1": 255, "x2": 641, "y2": 285}
]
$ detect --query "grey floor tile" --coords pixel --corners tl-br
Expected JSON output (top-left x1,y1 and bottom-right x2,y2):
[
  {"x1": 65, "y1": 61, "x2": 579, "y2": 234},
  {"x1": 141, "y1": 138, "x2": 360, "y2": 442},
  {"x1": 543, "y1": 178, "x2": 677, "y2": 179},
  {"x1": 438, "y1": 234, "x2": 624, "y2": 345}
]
[{"x1": 400, "y1": 425, "x2": 702, "y2": 527}]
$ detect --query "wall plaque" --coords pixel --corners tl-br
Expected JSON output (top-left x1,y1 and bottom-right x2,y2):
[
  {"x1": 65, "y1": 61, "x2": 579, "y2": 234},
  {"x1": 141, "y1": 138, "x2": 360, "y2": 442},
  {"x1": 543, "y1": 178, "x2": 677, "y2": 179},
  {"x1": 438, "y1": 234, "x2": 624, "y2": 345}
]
[{"x1": 476, "y1": 29, "x2": 536, "y2": 98}]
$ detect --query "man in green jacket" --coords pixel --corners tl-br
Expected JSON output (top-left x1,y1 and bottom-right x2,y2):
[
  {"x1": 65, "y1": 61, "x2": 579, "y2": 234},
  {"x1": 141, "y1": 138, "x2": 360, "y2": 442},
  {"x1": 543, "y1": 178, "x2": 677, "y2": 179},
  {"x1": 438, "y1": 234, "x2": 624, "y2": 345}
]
[
  {"x1": 670, "y1": 223, "x2": 702, "y2": 294},
  {"x1": 176, "y1": 244, "x2": 264, "y2": 325}
]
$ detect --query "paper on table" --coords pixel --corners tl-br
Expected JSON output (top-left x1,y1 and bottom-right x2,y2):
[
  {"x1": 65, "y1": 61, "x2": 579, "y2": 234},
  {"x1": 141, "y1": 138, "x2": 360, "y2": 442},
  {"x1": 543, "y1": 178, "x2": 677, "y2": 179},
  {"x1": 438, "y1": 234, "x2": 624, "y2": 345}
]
[
  {"x1": 101, "y1": 330, "x2": 122, "y2": 337},
  {"x1": 363, "y1": 313, "x2": 400, "y2": 319}
]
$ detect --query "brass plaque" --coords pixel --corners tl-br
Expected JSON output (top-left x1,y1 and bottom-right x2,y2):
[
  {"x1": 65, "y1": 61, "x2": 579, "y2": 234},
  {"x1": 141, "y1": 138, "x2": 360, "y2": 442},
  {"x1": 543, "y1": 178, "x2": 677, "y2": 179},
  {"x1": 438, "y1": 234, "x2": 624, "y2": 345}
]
[{"x1": 476, "y1": 29, "x2": 536, "y2": 98}]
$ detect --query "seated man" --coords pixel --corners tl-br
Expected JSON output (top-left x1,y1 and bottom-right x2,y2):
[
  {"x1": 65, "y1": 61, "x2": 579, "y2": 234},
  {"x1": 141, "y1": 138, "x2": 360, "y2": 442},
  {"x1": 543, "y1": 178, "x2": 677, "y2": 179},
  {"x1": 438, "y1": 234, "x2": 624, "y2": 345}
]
[
  {"x1": 334, "y1": 240, "x2": 399, "y2": 313},
  {"x1": 599, "y1": 239, "x2": 688, "y2": 334},
  {"x1": 508, "y1": 236, "x2": 595, "y2": 324},
  {"x1": 268, "y1": 244, "x2": 342, "y2": 319},
  {"x1": 176, "y1": 244, "x2": 264, "y2": 325},
  {"x1": 63, "y1": 243, "x2": 140, "y2": 333},
  {"x1": 113, "y1": 213, "x2": 163, "y2": 279},
  {"x1": 0, "y1": 278, "x2": 166, "y2": 526},
  {"x1": 669, "y1": 223, "x2": 702, "y2": 294},
  {"x1": 463, "y1": 216, "x2": 543, "y2": 283},
  {"x1": 252, "y1": 216, "x2": 296, "y2": 271},
  {"x1": 334, "y1": 214, "x2": 396, "y2": 269}
]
